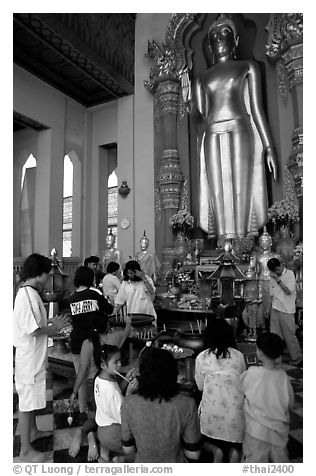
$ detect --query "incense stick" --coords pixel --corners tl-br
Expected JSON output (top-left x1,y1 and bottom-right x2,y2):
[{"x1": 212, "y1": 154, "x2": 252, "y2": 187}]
[
  {"x1": 189, "y1": 323, "x2": 194, "y2": 334},
  {"x1": 114, "y1": 370, "x2": 130, "y2": 383}
]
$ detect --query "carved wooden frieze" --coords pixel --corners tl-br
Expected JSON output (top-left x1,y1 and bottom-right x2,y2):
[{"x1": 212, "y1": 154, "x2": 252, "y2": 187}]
[{"x1": 266, "y1": 14, "x2": 303, "y2": 103}]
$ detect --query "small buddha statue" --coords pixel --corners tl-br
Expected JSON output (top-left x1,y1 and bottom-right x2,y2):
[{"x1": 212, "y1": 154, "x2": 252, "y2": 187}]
[
  {"x1": 243, "y1": 255, "x2": 259, "y2": 340},
  {"x1": 245, "y1": 255, "x2": 257, "y2": 280},
  {"x1": 102, "y1": 228, "x2": 123, "y2": 271},
  {"x1": 135, "y1": 230, "x2": 161, "y2": 283},
  {"x1": 256, "y1": 227, "x2": 278, "y2": 328}
]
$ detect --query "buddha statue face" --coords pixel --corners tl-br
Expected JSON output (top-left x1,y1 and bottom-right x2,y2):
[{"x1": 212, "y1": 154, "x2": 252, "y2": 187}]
[
  {"x1": 259, "y1": 235, "x2": 272, "y2": 252},
  {"x1": 209, "y1": 25, "x2": 235, "y2": 58},
  {"x1": 209, "y1": 15, "x2": 238, "y2": 59}
]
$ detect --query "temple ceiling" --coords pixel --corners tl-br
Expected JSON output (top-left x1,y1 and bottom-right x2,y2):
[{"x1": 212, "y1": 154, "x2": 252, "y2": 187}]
[{"x1": 13, "y1": 13, "x2": 136, "y2": 130}]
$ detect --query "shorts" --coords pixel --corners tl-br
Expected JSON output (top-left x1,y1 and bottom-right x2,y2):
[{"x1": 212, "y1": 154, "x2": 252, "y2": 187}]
[
  {"x1": 243, "y1": 433, "x2": 289, "y2": 463},
  {"x1": 86, "y1": 379, "x2": 96, "y2": 414},
  {"x1": 15, "y1": 378, "x2": 46, "y2": 412},
  {"x1": 98, "y1": 423, "x2": 124, "y2": 455}
]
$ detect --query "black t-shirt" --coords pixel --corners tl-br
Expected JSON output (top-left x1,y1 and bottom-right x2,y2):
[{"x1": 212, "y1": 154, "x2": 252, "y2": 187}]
[{"x1": 67, "y1": 287, "x2": 113, "y2": 354}]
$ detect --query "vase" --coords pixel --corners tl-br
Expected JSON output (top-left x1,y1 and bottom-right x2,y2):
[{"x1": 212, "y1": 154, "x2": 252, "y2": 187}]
[
  {"x1": 275, "y1": 225, "x2": 296, "y2": 270},
  {"x1": 173, "y1": 323, "x2": 206, "y2": 353}
]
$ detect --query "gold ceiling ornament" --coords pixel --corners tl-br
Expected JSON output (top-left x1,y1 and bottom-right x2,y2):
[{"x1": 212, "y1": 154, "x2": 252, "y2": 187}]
[
  {"x1": 276, "y1": 61, "x2": 290, "y2": 106},
  {"x1": 157, "y1": 149, "x2": 184, "y2": 211},
  {"x1": 266, "y1": 14, "x2": 303, "y2": 108},
  {"x1": 144, "y1": 13, "x2": 204, "y2": 126},
  {"x1": 144, "y1": 40, "x2": 178, "y2": 91},
  {"x1": 283, "y1": 162, "x2": 298, "y2": 204},
  {"x1": 144, "y1": 13, "x2": 200, "y2": 92},
  {"x1": 156, "y1": 80, "x2": 180, "y2": 117},
  {"x1": 288, "y1": 127, "x2": 303, "y2": 198},
  {"x1": 265, "y1": 13, "x2": 303, "y2": 59},
  {"x1": 179, "y1": 177, "x2": 190, "y2": 212},
  {"x1": 154, "y1": 182, "x2": 162, "y2": 221}
]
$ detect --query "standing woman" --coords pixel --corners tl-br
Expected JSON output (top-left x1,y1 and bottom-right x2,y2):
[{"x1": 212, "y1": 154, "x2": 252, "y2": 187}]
[
  {"x1": 13, "y1": 253, "x2": 66, "y2": 462},
  {"x1": 195, "y1": 318, "x2": 246, "y2": 462},
  {"x1": 115, "y1": 260, "x2": 157, "y2": 322},
  {"x1": 67, "y1": 266, "x2": 113, "y2": 415}
]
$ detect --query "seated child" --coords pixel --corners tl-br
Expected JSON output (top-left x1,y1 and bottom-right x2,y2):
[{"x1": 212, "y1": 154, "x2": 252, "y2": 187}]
[
  {"x1": 240, "y1": 332, "x2": 295, "y2": 463},
  {"x1": 68, "y1": 315, "x2": 132, "y2": 460},
  {"x1": 94, "y1": 344, "x2": 137, "y2": 462}
]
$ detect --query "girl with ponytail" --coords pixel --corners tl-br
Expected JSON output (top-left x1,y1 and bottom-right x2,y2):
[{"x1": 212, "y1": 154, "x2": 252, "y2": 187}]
[
  {"x1": 68, "y1": 314, "x2": 131, "y2": 460},
  {"x1": 94, "y1": 344, "x2": 138, "y2": 462}
]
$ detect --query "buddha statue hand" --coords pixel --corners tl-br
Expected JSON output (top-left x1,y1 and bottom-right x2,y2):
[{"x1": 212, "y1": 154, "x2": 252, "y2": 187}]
[
  {"x1": 265, "y1": 147, "x2": 277, "y2": 180},
  {"x1": 181, "y1": 68, "x2": 192, "y2": 103}
]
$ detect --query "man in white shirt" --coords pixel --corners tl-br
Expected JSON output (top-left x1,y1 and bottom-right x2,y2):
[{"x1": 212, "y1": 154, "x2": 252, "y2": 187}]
[{"x1": 267, "y1": 258, "x2": 302, "y2": 365}]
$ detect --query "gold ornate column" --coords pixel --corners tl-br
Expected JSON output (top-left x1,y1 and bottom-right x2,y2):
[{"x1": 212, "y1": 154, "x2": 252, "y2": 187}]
[
  {"x1": 266, "y1": 14, "x2": 303, "y2": 234},
  {"x1": 144, "y1": 13, "x2": 203, "y2": 281}
]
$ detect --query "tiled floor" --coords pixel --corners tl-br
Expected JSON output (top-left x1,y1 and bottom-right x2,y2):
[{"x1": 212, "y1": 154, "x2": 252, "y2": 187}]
[{"x1": 13, "y1": 354, "x2": 303, "y2": 463}]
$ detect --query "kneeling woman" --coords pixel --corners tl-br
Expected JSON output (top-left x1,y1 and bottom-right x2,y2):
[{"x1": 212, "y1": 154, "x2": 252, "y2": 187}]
[
  {"x1": 121, "y1": 347, "x2": 201, "y2": 462},
  {"x1": 195, "y1": 318, "x2": 246, "y2": 462}
]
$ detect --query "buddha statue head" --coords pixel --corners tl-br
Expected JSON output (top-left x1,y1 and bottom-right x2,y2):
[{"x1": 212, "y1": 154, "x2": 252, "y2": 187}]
[
  {"x1": 208, "y1": 13, "x2": 239, "y2": 58},
  {"x1": 106, "y1": 228, "x2": 115, "y2": 249},
  {"x1": 259, "y1": 226, "x2": 272, "y2": 252},
  {"x1": 140, "y1": 230, "x2": 149, "y2": 252}
]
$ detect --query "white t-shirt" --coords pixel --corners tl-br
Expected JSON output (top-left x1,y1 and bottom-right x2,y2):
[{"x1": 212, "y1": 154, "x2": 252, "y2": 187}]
[
  {"x1": 94, "y1": 376, "x2": 123, "y2": 426},
  {"x1": 13, "y1": 286, "x2": 48, "y2": 384},
  {"x1": 115, "y1": 278, "x2": 157, "y2": 318},
  {"x1": 269, "y1": 268, "x2": 296, "y2": 313},
  {"x1": 240, "y1": 366, "x2": 294, "y2": 446}
]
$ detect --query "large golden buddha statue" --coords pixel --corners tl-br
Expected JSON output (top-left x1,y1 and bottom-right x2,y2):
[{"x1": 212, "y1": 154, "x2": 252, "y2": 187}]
[
  {"x1": 135, "y1": 231, "x2": 161, "y2": 283},
  {"x1": 182, "y1": 14, "x2": 277, "y2": 240}
]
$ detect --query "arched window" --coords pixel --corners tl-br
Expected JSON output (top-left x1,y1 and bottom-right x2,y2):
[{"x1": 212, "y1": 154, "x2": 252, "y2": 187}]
[
  {"x1": 108, "y1": 170, "x2": 118, "y2": 240},
  {"x1": 20, "y1": 154, "x2": 37, "y2": 256},
  {"x1": 21, "y1": 154, "x2": 36, "y2": 189},
  {"x1": 63, "y1": 155, "x2": 73, "y2": 257}
]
